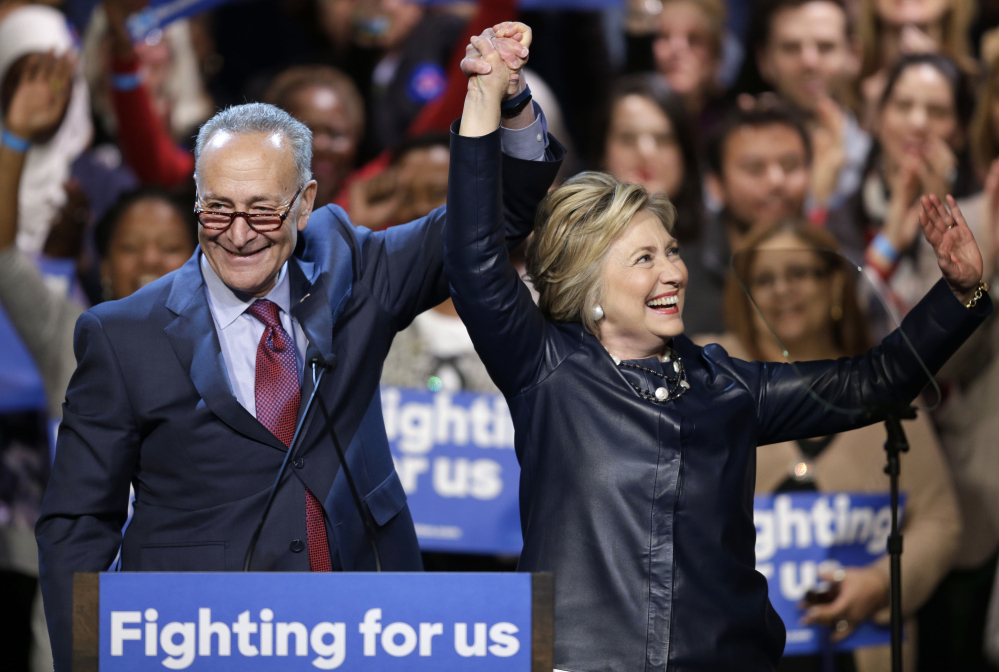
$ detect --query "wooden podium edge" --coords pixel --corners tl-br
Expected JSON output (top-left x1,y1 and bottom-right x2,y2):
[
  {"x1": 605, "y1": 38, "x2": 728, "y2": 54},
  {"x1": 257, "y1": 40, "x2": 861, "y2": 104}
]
[
  {"x1": 73, "y1": 572, "x2": 99, "y2": 672},
  {"x1": 531, "y1": 572, "x2": 554, "y2": 672}
]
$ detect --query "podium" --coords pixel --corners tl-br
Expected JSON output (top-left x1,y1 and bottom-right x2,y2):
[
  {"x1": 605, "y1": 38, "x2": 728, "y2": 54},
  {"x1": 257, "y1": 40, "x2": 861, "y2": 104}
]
[{"x1": 72, "y1": 571, "x2": 553, "y2": 671}]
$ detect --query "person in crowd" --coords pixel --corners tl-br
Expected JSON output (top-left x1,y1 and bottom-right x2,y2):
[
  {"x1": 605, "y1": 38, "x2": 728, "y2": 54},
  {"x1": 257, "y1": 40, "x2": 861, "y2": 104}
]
[
  {"x1": 447, "y1": 20, "x2": 990, "y2": 671},
  {"x1": 696, "y1": 219, "x2": 961, "y2": 672},
  {"x1": 89, "y1": 0, "x2": 208, "y2": 189},
  {"x1": 84, "y1": 2, "x2": 213, "y2": 147},
  {"x1": 857, "y1": 0, "x2": 977, "y2": 129},
  {"x1": 34, "y1": 25, "x2": 562, "y2": 670},
  {"x1": 684, "y1": 99, "x2": 812, "y2": 334},
  {"x1": 348, "y1": 131, "x2": 451, "y2": 231},
  {"x1": 264, "y1": 65, "x2": 365, "y2": 208},
  {"x1": 753, "y1": 0, "x2": 871, "y2": 215},
  {"x1": 648, "y1": 0, "x2": 728, "y2": 134},
  {"x1": 600, "y1": 74, "x2": 704, "y2": 243},
  {"x1": 825, "y1": 54, "x2": 978, "y2": 337},
  {"x1": 362, "y1": 0, "x2": 466, "y2": 156},
  {"x1": 0, "y1": 4, "x2": 92, "y2": 254}
]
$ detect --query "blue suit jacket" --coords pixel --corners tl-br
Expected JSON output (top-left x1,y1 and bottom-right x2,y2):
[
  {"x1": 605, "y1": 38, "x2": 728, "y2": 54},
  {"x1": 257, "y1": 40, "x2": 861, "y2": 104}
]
[{"x1": 35, "y1": 143, "x2": 563, "y2": 670}]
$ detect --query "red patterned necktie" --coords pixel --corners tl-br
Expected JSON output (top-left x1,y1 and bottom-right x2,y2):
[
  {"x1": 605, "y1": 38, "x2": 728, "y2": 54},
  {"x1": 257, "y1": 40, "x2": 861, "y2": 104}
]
[{"x1": 246, "y1": 299, "x2": 332, "y2": 572}]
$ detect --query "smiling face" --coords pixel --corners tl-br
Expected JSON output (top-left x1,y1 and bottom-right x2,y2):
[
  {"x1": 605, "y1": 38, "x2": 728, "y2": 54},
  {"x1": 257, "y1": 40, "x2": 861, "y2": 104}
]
[
  {"x1": 102, "y1": 198, "x2": 195, "y2": 299},
  {"x1": 604, "y1": 94, "x2": 685, "y2": 198},
  {"x1": 196, "y1": 131, "x2": 317, "y2": 296},
  {"x1": 598, "y1": 210, "x2": 688, "y2": 359},
  {"x1": 653, "y1": 1, "x2": 720, "y2": 103},
  {"x1": 747, "y1": 232, "x2": 838, "y2": 350},
  {"x1": 759, "y1": 1, "x2": 858, "y2": 112},
  {"x1": 715, "y1": 123, "x2": 810, "y2": 231},
  {"x1": 878, "y1": 63, "x2": 960, "y2": 171}
]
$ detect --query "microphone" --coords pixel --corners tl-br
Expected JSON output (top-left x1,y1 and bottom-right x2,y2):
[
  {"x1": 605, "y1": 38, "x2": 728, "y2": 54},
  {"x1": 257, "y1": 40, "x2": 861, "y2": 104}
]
[
  {"x1": 311, "y1": 359, "x2": 382, "y2": 572},
  {"x1": 242, "y1": 352, "x2": 334, "y2": 571}
]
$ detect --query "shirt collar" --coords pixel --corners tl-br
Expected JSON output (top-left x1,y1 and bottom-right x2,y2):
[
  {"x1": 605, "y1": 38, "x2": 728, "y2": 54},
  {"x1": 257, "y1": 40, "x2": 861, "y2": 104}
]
[{"x1": 200, "y1": 253, "x2": 292, "y2": 329}]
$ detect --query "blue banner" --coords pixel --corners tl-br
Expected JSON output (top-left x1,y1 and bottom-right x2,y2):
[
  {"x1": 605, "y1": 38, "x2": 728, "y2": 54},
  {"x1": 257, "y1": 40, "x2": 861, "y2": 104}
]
[
  {"x1": 382, "y1": 387, "x2": 522, "y2": 555},
  {"x1": 755, "y1": 492, "x2": 903, "y2": 655},
  {"x1": 99, "y1": 572, "x2": 532, "y2": 670}
]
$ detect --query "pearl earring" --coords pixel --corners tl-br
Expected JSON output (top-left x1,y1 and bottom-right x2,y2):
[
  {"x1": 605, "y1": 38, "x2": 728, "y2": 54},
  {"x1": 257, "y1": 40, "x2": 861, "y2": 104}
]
[{"x1": 591, "y1": 304, "x2": 604, "y2": 321}]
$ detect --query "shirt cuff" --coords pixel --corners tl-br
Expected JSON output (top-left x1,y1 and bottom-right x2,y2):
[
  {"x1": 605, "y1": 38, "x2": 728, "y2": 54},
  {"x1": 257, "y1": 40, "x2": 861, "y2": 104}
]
[{"x1": 500, "y1": 102, "x2": 549, "y2": 162}]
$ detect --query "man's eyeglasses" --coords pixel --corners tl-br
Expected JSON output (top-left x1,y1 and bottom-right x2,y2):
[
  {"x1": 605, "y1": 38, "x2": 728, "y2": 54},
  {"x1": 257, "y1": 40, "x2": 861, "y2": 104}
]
[{"x1": 194, "y1": 186, "x2": 304, "y2": 233}]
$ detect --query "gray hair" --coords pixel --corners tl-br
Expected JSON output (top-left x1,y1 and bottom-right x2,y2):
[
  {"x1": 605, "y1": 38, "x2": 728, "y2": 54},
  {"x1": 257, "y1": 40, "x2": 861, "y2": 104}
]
[{"x1": 194, "y1": 102, "x2": 313, "y2": 186}]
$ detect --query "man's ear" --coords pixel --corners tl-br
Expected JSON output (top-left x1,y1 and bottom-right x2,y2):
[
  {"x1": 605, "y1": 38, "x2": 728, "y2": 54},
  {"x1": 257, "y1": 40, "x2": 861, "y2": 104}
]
[{"x1": 297, "y1": 180, "x2": 319, "y2": 232}]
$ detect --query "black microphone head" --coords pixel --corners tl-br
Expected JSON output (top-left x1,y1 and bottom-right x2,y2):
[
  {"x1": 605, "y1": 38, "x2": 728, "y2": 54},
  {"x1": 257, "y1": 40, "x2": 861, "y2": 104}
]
[{"x1": 307, "y1": 351, "x2": 339, "y2": 372}]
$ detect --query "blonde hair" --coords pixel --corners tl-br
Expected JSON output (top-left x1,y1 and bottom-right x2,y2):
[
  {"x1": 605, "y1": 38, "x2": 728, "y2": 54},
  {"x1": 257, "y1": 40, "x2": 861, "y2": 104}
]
[
  {"x1": 661, "y1": 0, "x2": 727, "y2": 58},
  {"x1": 526, "y1": 172, "x2": 677, "y2": 335}
]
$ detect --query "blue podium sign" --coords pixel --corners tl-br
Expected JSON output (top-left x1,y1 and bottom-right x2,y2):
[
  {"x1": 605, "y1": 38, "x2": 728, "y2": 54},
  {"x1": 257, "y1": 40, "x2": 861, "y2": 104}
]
[
  {"x1": 755, "y1": 492, "x2": 903, "y2": 655},
  {"x1": 78, "y1": 572, "x2": 552, "y2": 671},
  {"x1": 382, "y1": 387, "x2": 523, "y2": 555}
]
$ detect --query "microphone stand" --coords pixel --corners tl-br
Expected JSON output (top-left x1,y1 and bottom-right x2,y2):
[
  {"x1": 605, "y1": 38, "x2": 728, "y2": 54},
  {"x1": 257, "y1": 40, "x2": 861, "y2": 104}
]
[
  {"x1": 865, "y1": 402, "x2": 916, "y2": 672},
  {"x1": 243, "y1": 356, "x2": 333, "y2": 572}
]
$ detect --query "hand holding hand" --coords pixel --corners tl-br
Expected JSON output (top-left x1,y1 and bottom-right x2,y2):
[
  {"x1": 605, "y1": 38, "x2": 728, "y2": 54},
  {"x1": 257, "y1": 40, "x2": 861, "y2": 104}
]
[
  {"x1": 4, "y1": 51, "x2": 76, "y2": 142},
  {"x1": 800, "y1": 568, "x2": 889, "y2": 642},
  {"x1": 919, "y1": 193, "x2": 985, "y2": 302},
  {"x1": 460, "y1": 22, "x2": 531, "y2": 100}
]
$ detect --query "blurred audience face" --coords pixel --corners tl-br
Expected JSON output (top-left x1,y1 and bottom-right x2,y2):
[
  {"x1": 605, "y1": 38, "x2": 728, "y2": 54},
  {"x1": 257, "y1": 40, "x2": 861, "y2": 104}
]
[
  {"x1": 604, "y1": 94, "x2": 685, "y2": 198},
  {"x1": 283, "y1": 84, "x2": 358, "y2": 207},
  {"x1": 748, "y1": 231, "x2": 838, "y2": 348},
  {"x1": 101, "y1": 198, "x2": 194, "y2": 299},
  {"x1": 196, "y1": 131, "x2": 316, "y2": 296},
  {"x1": 713, "y1": 124, "x2": 809, "y2": 230},
  {"x1": 393, "y1": 144, "x2": 449, "y2": 222},
  {"x1": 878, "y1": 63, "x2": 961, "y2": 171},
  {"x1": 653, "y1": 1, "x2": 719, "y2": 108},
  {"x1": 758, "y1": 2, "x2": 858, "y2": 113},
  {"x1": 600, "y1": 210, "x2": 688, "y2": 351},
  {"x1": 875, "y1": 0, "x2": 949, "y2": 25}
]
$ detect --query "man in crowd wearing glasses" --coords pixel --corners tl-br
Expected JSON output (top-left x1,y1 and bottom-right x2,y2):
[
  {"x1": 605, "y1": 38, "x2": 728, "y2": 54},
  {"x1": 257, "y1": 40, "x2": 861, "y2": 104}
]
[{"x1": 35, "y1": 29, "x2": 561, "y2": 670}]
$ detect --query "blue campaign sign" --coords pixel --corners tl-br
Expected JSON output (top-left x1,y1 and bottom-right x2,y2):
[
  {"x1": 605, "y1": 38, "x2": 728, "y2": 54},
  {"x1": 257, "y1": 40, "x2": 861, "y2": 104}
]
[
  {"x1": 755, "y1": 492, "x2": 904, "y2": 655},
  {"x1": 382, "y1": 387, "x2": 523, "y2": 555},
  {"x1": 99, "y1": 572, "x2": 532, "y2": 670}
]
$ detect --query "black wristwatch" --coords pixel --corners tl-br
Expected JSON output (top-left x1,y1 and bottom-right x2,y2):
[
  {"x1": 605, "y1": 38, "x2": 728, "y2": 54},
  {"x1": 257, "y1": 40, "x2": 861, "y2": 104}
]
[{"x1": 501, "y1": 84, "x2": 532, "y2": 119}]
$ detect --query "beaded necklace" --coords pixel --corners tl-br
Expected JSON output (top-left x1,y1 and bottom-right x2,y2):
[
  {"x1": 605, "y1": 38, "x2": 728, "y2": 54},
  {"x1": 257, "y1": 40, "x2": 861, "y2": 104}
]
[{"x1": 612, "y1": 342, "x2": 690, "y2": 404}]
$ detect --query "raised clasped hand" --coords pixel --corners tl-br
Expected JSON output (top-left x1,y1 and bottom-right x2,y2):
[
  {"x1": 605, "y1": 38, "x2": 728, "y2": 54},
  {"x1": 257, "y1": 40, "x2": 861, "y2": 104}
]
[
  {"x1": 4, "y1": 50, "x2": 76, "y2": 142},
  {"x1": 460, "y1": 22, "x2": 532, "y2": 100},
  {"x1": 919, "y1": 193, "x2": 985, "y2": 302}
]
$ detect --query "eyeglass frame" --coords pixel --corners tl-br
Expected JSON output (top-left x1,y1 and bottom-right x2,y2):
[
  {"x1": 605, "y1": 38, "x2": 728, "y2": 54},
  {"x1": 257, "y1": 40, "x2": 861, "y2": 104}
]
[{"x1": 194, "y1": 185, "x2": 305, "y2": 233}]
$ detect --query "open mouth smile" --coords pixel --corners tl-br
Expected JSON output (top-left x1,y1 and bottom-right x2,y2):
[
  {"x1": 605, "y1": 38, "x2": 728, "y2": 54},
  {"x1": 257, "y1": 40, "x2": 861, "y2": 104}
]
[{"x1": 646, "y1": 292, "x2": 680, "y2": 315}]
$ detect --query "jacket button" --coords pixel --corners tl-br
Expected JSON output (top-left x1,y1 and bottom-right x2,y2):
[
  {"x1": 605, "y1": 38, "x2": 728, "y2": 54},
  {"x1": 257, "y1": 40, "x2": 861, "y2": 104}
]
[
  {"x1": 290, "y1": 539, "x2": 304, "y2": 553},
  {"x1": 293, "y1": 457, "x2": 305, "y2": 469}
]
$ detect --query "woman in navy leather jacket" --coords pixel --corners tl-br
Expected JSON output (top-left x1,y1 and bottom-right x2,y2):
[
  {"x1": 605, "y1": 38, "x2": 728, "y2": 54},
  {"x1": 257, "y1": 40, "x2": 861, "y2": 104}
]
[{"x1": 446, "y1": 23, "x2": 992, "y2": 672}]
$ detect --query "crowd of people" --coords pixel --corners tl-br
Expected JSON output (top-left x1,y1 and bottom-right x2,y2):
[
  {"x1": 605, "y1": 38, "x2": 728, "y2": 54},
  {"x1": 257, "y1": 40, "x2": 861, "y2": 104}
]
[{"x1": 1, "y1": 0, "x2": 999, "y2": 670}]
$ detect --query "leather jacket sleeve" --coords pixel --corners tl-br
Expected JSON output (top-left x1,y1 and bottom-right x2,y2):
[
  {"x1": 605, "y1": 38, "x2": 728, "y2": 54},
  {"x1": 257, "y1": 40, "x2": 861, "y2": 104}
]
[
  {"x1": 444, "y1": 125, "x2": 565, "y2": 397},
  {"x1": 746, "y1": 278, "x2": 992, "y2": 444}
]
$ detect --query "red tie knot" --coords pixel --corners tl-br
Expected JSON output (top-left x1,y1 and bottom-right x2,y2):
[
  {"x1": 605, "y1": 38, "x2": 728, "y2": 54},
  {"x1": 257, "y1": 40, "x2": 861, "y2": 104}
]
[{"x1": 247, "y1": 299, "x2": 291, "y2": 351}]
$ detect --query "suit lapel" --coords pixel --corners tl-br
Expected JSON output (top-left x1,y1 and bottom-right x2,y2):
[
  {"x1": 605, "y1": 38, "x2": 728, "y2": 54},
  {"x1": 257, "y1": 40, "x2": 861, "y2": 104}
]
[{"x1": 164, "y1": 251, "x2": 287, "y2": 452}]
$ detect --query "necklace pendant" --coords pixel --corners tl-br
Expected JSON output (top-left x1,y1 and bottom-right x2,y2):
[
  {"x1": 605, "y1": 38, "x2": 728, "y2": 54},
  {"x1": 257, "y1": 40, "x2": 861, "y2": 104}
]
[{"x1": 655, "y1": 387, "x2": 669, "y2": 401}]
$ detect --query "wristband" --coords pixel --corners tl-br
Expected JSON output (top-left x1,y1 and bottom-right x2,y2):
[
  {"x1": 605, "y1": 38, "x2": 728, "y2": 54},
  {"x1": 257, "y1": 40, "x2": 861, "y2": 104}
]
[
  {"x1": 871, "y1": 232, "x2": 899, "y2": 265},
  {"x1": 1, "y1": 129, "x2": 30, "y2": 153},
  {"x1": 111, "y1": 71, "x2": 143, "y2": 91},
  {"x1": 501, "y1": 84, "x2": 532, "y2": 119}
]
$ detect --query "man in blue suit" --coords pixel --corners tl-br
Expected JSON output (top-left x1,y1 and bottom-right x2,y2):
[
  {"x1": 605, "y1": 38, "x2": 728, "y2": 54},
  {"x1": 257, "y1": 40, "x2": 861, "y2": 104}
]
[{"x1": 35, "y1": 42, "x2": 561, "y2": 669}]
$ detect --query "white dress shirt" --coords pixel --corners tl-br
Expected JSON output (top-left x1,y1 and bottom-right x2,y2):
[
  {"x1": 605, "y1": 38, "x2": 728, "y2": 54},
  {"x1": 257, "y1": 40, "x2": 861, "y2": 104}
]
[{"x1": 201, "y1": 254, "x2": 308, "y2": 417}]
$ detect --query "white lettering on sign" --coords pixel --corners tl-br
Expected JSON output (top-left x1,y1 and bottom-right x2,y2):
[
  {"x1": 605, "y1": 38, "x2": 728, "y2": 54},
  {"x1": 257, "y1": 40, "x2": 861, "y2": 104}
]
[
  {"x1": 382, "y1": 388, "x2": 515, "y2": 454},
  {"x1": 754, "y1": 494, "x2": 895, "y2": 602},
  {"x1": 108, "y1": 607, "x2": 522, "y2": 668}
]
